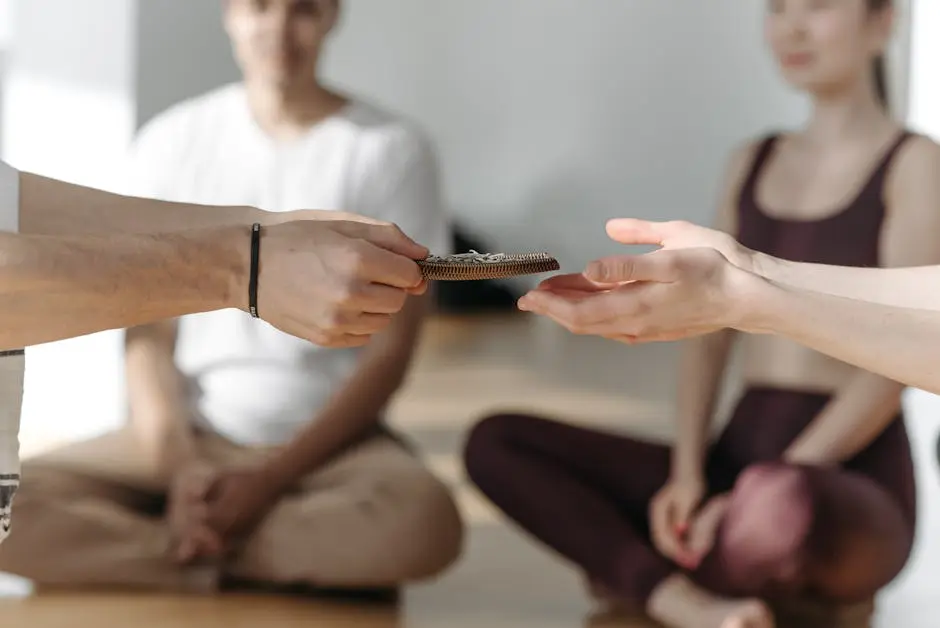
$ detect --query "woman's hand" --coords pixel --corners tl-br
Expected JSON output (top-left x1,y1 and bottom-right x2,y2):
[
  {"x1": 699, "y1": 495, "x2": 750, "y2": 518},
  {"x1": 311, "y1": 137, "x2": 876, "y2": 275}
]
[
  {"x1": 518, "y1": 247, "x2": 754, "y2": 343},
  {"x1": 649, "y1": 475, "x2": 705, "y2": 568},
  {"x1": 682, "y1": 493, "x2": 733, "y2": 569},
  {"x1": 597, "y1": 218, "x2": 761, "y2": 276}
]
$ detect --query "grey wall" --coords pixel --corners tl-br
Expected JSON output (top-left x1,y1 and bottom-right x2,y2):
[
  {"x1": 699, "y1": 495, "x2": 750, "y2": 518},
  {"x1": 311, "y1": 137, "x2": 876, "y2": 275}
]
[{"x1": 135, "y1": 0, "x2": 239, "y2": 129}]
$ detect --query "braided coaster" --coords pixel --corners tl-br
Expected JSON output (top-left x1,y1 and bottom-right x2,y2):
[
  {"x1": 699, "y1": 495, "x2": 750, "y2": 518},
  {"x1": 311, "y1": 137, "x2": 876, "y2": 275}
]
[{"x1": 417, "y1": 250, "x2": 560, "y2": 281}]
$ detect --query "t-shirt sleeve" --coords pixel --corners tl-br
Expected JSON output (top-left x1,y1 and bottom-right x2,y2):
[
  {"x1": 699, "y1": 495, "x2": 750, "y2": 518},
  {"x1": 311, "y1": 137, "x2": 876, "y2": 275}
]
[
  {"x1": 119, "y1": 116, "x2": 178, "y2": 201},
  {"x1": 355, "y1": 127, "x2": 452, "y2": 257},
  {"x1": 0, "y1": 160, "x2": 20, "y2": 233}
]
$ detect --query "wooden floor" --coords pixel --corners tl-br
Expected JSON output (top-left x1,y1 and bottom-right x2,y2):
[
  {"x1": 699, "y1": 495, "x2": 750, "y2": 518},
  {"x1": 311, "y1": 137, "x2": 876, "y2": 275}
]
[{"x1": 1, "y1": 313, "x2": 938, "y2": 627}]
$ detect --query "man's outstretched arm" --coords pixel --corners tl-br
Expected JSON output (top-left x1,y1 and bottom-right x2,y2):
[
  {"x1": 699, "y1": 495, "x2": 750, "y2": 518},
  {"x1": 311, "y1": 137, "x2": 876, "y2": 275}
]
[
  {"x1": 17, "y1": 172, "x2": 371, "y2": 235},
  {"x1": 0, "y1": 226, "x2": 247, "y2": 350},
  {"x1": 1, "y1": 162, "x2": 429, "y2": 351}
]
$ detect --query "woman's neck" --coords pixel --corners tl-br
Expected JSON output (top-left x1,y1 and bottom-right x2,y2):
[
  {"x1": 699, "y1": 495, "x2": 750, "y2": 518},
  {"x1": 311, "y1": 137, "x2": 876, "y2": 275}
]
[{"x1": 803, "y1": 81, "x2": 896, "y2": 147}]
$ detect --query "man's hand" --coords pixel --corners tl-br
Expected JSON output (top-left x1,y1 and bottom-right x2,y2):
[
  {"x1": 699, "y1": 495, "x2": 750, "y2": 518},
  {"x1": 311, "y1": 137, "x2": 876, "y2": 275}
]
[
  {"x1": 203, "y1": 467, "x2": 281, "y2": 546},
  {"x1": 253, "y1": 219, "x2": 430, "y2": 348},
  {"x1": 649, "y1": 476, "x2": 705, "y2": 568},
  {"x1": 518, "y1": 247, "x2": 752, "y2": 343},
  {"x1": 166, "y1": 462, "x2": 223, "y2": 564},
  {"x1": 260, "y1": 209, "x2": 391, "y2": 226}
]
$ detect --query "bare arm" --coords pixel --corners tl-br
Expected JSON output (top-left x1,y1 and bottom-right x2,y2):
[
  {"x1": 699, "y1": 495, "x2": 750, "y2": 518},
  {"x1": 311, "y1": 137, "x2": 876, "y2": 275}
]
[
  {"x1": 0, "y1": 227, "x2": 244, "y2": 350},
  {"x1": 738, "y1": 278, "x2": 940, "y2": 395},
  {"x1": 126, "y1": 320, "x2": 197, "y2": 477},
  {"x1": 783, "y1": 137, "x2": 940, "y2": 464},
  {"x1": 755, "y1": 138, "x2": 940, "y2": 311},
  {"x1": 738, "y1": 138, "x2": 940, "y2": 394},
  {"x1": 671, "y1": 141, "x2": 756, "y2": 479},
  {"x1": 18, "y1": 172, "x2": 260, "y2": 235},
  {"x1": 17, "y1": 172, "x2": 360, "y2": 235},
  {"x1": 262, "y1": 295, "x2": 426, "y2": 489}
]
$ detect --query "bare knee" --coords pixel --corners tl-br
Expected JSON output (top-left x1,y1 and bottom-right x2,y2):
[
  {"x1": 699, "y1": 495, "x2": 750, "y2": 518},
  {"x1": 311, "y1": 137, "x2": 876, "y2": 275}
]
[
  {"x1": 295, "y1": 466, "x2": 464, "y2": 585},
  {"x1": 704, "y1": 463, "x2": 816, "y2": 596},
  {"x1": 386, "y1": 469, "x2": 465, "y2": 581}
]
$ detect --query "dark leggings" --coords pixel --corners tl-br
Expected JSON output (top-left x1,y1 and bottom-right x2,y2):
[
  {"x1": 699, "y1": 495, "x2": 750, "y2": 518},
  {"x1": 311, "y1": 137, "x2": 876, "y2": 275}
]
[{"x1": 463, "y1": 387, "x2": 916, "y2": 605}]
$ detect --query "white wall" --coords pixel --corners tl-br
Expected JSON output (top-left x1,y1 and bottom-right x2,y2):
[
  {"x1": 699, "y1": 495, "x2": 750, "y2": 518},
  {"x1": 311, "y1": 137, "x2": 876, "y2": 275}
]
[
  {"x1": 1, "y1": 0, "x2": 138, "y2": 450},
  {"x1": 134, "y1": 1, "x2": 239, "y2": 129}
]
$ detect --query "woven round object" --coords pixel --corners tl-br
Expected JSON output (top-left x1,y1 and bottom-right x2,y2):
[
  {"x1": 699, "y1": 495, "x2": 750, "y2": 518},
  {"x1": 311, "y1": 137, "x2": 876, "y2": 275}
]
[{"x1": 417, "y1": 250, "x2": 560, "y2": 281}]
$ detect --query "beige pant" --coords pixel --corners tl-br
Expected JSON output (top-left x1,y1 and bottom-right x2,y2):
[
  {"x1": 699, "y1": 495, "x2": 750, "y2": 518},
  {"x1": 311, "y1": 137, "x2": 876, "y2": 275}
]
[{"x1": 0, "y1": 428, "x2": 464, "y2": 592}]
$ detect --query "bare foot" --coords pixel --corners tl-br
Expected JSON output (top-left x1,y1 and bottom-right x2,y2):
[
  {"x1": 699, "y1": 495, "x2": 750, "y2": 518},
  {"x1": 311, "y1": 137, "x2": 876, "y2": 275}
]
[
  {"x1": 707, "y1": 599, "x2": 774, "y2": 628},
  {"x1": 647, "y1": 575, "x2": 774, "y2": 628},
  {"x1": 583, "y1": 575, "x2": 639, "y2": 614}
]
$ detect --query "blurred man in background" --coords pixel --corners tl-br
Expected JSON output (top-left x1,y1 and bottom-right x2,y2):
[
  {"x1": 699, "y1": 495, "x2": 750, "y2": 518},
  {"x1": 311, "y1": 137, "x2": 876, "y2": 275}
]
[{"x1": 0, "y1": 0, "x2": 462, "y2": 595}]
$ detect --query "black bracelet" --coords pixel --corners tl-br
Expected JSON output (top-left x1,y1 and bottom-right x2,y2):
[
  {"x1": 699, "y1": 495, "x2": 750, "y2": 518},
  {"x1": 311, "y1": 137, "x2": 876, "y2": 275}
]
[{"x1": 248, "y1": 223, "x2": 261, "y2": 318}]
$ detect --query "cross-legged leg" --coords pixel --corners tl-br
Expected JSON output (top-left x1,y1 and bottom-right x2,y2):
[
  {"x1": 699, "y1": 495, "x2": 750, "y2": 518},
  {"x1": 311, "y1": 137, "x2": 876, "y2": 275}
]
[
  {"x1": 0, "y1": 430, "x2": 216, "y2": 591},
  {"x1": 693, "y1": 461, "x2": 913, "y2": 602},
  {"x1": 225, "y1": 435, "x2": 464, "y2": 589},
  {"x1": 463, "y1": 413, "x2": 678, "y2": 605}
]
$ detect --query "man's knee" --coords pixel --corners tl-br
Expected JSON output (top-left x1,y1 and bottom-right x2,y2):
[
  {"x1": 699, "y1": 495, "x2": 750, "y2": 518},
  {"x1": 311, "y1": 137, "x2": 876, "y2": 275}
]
[
  {"x1": 381, "y1": 468, "x2": 465, "y2": 581},
  {"x1": 704, "y1": 463, "x2": 816, "y2": 595}
]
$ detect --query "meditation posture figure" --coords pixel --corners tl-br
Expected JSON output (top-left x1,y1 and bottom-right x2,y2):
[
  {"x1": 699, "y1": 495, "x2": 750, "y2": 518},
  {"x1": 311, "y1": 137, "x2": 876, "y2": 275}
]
[
  {"x1": 0, "y1": 0, "x2": 462, "y2": 592},
  {"x1": 466, "y1": 1, "x2": 940, "y2": 626}
]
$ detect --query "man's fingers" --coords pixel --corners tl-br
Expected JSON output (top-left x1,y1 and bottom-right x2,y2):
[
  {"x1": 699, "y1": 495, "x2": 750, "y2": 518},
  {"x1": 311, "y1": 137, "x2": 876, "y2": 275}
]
[
  {"x1": 406, "y1": 279, "x2": 429, "y2": 296},
  {"x1": 327, "y1": 312, "x2": 394, "y2": 336},
  {"x1": 584, "y1": 251, "x2": 682, "y2": 285},
  {"x1": 343, "y1": 239, "x2": 424, "y2": 290},
  {"x1": 338, "y1": 221, "x2": 430, "y2": 260},
  {"x1": 339, "y1": 282, "x2": 409, "y2": 314}
]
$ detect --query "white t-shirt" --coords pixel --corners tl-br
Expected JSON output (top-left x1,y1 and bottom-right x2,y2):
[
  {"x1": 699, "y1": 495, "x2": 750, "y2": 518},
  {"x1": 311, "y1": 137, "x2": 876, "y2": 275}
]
[
  {"x1": 126, "y1": 83, "x2": 450, "y2": 446},
  {"x1": 0, "y1": 159, "x2": 24, "y2": 543}
]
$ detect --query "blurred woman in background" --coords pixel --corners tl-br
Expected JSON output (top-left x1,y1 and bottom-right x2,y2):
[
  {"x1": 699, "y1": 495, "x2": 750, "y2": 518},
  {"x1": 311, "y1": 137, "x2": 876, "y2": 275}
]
[{"x1": 465, "y1": 1, "x2": 940, "y2": 626}]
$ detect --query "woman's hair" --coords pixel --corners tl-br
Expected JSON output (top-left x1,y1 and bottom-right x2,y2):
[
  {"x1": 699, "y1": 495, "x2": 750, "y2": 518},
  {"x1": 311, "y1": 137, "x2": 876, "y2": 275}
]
[{"x1": 868, "y1": 0, "x2": 891, "y2": 110}]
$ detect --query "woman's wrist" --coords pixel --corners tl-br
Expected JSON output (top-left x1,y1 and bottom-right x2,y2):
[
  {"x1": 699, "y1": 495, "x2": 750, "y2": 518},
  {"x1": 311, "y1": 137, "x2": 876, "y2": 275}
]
[
  {"x1": 670, "y1": 447, "x2": 705, "y2": 483},
  {"x1": 719, "y1": 266, "x2": 782, "y2": 335}
]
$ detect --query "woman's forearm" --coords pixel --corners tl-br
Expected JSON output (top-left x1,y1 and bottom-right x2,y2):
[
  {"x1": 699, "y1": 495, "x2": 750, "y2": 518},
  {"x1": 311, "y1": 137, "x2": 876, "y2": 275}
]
[
  {"x1": 0, "y1": 227, "x2": 245, "y2": 350},
  {"x1": 755, "y1": 253, "x2": 940, "y2": 311},
  {"x1": 737, "y1": 275, "x2": 940, "y2": 394},
  {"x1": 671, "y1": 330, "x2": 735, "y2": 479},
  {"x1": 783, "y1": 371, "x2": 904, "y2": 466}
]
